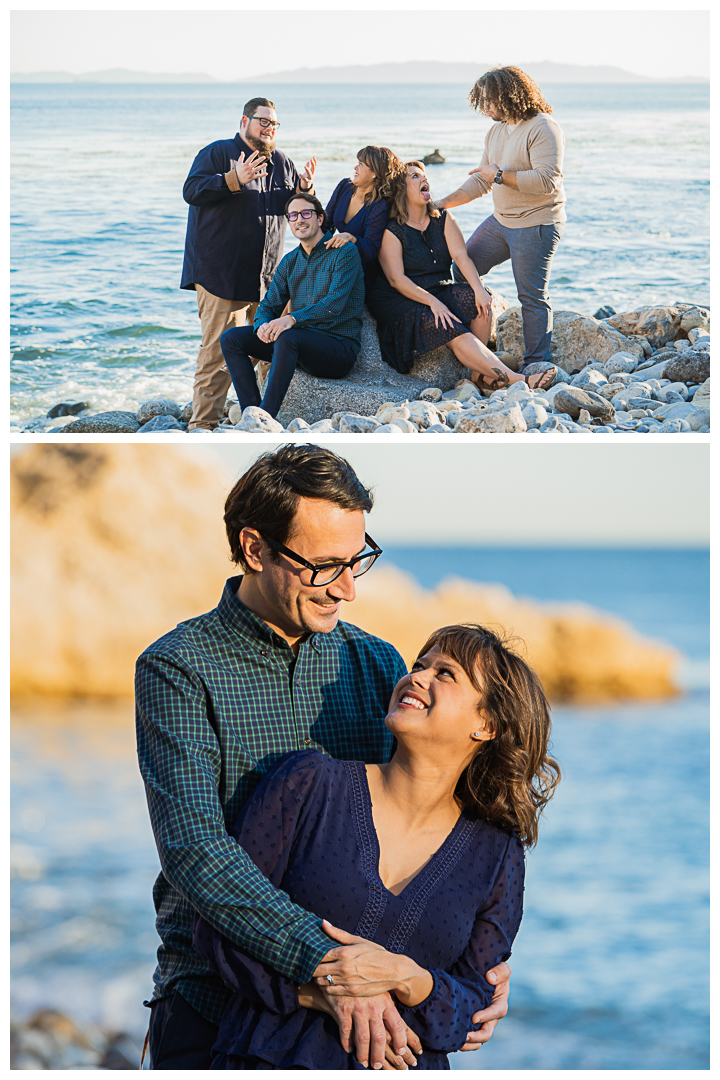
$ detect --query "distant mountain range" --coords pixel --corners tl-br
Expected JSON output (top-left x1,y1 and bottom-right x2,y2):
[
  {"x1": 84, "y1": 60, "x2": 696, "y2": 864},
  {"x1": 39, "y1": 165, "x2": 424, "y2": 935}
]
[{"x1": 11, "y1": 61, "x2": 708, "y2": 84}]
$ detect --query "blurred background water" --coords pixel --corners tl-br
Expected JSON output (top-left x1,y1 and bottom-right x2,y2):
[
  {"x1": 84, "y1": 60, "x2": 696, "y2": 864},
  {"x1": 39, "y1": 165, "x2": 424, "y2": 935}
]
[
  {"x1": 10, "y1": 546, "x2": 709, "y2": 1069},
  {"x1": 10, "y1": 81, "x2": 709, "y2": 428}
]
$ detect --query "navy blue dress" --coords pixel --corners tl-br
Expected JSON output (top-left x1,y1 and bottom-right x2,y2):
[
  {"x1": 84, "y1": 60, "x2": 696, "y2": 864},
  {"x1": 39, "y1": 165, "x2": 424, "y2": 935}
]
[
  {"x1": 193, "y1": 751, "x2": 525, "y2": 1070},
  {"x1": 324, "y1": 178, "x2": 389, "y2": 292}
]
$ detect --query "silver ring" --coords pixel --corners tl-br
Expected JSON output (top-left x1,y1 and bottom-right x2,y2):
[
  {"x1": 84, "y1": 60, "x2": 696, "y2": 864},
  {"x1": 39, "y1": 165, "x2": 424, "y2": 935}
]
[{"x1": 327, "y1": 974, "x2": 334, "y2": 986}]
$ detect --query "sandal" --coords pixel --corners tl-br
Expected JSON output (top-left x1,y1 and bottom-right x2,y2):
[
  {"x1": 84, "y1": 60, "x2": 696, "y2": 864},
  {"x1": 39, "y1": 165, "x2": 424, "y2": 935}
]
[
  {"x1": 524, "y1": 366, "x2": 557, "y2": 391},
  {"x1": 471, "y1": 367, "x2": 511, "y2": 393}
]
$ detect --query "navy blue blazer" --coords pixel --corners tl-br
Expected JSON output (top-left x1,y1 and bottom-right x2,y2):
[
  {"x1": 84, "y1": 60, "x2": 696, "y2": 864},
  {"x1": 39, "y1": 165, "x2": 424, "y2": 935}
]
[
  {"x1": 181, "y1": 133, "x2": 301, "y2": 302},
  {"x1": 324, "y1": 178, "x2": 389, "y2": 291}
]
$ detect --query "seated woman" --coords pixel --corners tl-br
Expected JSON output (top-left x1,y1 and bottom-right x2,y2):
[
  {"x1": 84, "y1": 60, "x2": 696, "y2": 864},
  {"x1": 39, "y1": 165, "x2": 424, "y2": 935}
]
[
  {"x1": 323, "y1": 146, "x2": 404, "y2": 292},
  {"x1": 194, "y1": 624, "x2": 560, "y2": 1070},
  {"x1": 366, "y1": 162, "x2": 557, "y2": 390}
]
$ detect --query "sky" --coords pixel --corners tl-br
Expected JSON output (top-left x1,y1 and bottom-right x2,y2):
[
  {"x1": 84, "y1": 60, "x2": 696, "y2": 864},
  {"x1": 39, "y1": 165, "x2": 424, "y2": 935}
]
[
  {"x1": 10, "y1": 4, "x2": 711, "y2": 81},
  {"x1": 178, "y1": 442, "x2": 710, "y2": 547}
]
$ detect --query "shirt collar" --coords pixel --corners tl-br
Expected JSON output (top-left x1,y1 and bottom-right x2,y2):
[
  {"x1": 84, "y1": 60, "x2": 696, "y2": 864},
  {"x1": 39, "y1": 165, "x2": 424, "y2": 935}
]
[
  {"x1": 298, "y1": 231, "x2": 334, "y2": 261},
  {"x1": 217, "y1": 576, "x2": 332, "y2": 653},
  {"x1": 234, "y1": 131, "x2": 275, "y2": 162}
]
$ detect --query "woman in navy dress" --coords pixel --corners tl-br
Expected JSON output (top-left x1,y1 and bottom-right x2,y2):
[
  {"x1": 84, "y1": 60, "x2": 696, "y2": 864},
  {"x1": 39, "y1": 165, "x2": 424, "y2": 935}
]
[
  {"x1": 323, "y1": 147, "x2": 404, "y2": 293},
  {"x1": 194, "y1": 624, "x2": 560, "y2": 1070},
  {"x1": 366, "y1": 162, "x2": 557, "y2": 390}
]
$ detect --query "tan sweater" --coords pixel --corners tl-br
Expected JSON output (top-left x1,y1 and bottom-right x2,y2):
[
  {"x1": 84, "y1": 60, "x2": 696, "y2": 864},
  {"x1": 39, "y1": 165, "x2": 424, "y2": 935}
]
[{"x1": 460, "y1": 113, "x2": 566, "y2": 228}]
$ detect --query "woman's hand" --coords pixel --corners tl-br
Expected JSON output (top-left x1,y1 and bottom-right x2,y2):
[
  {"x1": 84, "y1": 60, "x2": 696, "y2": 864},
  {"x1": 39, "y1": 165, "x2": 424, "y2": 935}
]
[
  {"x1": 313, "y1": 921, "x2": 433, "y2": 1005},
  {"x1": 325, "y1": 232, "x2": 357, "y2": 248},
  {"x1": 428, "y1": 296, "x2": 462, "y2": 331},
  {"x1": 474, "y1": 287, "x2": 493, "y2": 322}
]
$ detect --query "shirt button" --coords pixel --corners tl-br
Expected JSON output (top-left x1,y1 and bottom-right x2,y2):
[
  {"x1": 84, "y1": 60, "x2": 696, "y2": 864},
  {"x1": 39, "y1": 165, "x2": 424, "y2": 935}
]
[
  {"x1": 303, "y1": 738, "x2": 311, "y2": 746},
  {"x1": 260, "y1": 649, "x2": 268, "y2": 657}
]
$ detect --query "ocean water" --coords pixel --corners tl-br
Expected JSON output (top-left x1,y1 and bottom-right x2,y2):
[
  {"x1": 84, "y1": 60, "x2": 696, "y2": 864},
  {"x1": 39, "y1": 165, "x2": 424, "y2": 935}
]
[
  {"x1": 10, "y1": 82, "x2": 709, "y2": 429},
  {"x1": 10, "y1": 548, "x2": 709, "y2": 1068}
]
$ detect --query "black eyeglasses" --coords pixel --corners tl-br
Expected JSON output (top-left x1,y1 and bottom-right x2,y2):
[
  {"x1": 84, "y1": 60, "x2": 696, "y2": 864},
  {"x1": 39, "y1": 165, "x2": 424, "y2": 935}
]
[
  {"x1": 250, "y1": 116, "x2": 281, "y2": 129},
  {"x1": 262, "y1": 533, "x2": 383, "y2": 585},
  {"x1": 287, "y1": 209, "x2": 317, "y2": 221}
]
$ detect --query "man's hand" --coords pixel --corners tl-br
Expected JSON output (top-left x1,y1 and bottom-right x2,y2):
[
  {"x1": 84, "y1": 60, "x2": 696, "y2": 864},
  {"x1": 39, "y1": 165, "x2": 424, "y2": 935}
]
[
  {"x1": 313, "y1": 921, "x2": 431, "y2": 1003},
  {"x1": 320, "y1": 992, "x2": 422, "y2": 1070},
  {"x1": 256, "y1": 315, "x2": 294, "y2": 343},
  {"x1": 459, "y1": 961, "x2": 511, "y2": 1052},
  {"x1": 468, "y1": 162, "x2": 499, "y2": 186},
  {"x1": 234, "y1": 150, "x2": 268, "y2": 186},
  {"x1": 298, "y1": 156, "x2": 317, "y2": 190}
]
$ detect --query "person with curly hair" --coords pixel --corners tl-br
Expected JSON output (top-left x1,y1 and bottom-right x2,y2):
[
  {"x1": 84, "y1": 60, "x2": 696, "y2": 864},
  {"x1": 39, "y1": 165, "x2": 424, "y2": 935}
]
[
  {"x1": 323, "y1": 146, "x2": 404, "y2": 292},
  {"x1": 437, "y1": 67, "x2": 566, "y2": 374},
  {"x1": 366, "y1": 160, "x2": 556, "y2": 389},
  {"x1": 193, "y1": 622, "x2": 560, "y2": 1069}
]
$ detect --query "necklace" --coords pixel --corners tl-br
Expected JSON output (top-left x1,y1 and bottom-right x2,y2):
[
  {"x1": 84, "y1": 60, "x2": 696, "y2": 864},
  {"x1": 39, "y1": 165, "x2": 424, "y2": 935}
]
[{"x1": 407, "y1": 216, "x2": 428, "y2": 227}]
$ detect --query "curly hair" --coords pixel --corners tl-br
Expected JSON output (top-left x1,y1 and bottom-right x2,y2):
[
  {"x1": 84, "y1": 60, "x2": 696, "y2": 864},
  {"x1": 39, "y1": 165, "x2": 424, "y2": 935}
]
[
  {"x1": 468, "y1": 66, "x2": 553, "y2": 123},
  {"x1": 416, "y1": 624, "x2": 560, "y2": 847},
  {"x1": 387, "y1": 161, "x2": 440, "y2": 225},
  {"x1": 353, "y1": 145, "x2": 404, "y2": 205}
]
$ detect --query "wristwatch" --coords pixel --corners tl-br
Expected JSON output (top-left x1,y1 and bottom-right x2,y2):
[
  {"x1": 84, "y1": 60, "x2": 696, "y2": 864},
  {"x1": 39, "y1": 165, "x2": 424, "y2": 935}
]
[{"x1": 493, "y1": 169, "x2": 504, "y2": 185}]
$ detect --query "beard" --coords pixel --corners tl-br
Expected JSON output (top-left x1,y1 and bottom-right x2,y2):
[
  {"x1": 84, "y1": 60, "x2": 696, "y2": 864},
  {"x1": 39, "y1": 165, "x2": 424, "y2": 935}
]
[{"x1": 245, "y1": 132, "x2": 275, "y2": 156}]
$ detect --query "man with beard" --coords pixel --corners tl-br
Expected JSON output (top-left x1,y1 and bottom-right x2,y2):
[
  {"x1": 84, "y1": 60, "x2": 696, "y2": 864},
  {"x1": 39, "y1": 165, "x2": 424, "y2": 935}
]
[
  {"x1": 136, "y1": 444, "x2": 512, "y2": 1068},
  {"x1": 181, "y1": 97, "x2": 317, "y2": 431}
]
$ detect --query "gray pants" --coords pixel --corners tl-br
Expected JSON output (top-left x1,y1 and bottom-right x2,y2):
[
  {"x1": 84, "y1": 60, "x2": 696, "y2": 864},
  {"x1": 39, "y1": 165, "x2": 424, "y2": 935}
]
[{"x1": 465, "y1": 214, "x2": 564, "y2": 366}]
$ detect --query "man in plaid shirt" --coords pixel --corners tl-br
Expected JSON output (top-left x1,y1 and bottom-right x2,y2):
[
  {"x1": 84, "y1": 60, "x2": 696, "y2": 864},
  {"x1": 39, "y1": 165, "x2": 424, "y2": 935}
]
[
  {"x1": 219, "y1": 192, "x2": 364, "y2": 419},
  {"x1": 136, "y1": 445, "x2": 511, "y2": 1068}
]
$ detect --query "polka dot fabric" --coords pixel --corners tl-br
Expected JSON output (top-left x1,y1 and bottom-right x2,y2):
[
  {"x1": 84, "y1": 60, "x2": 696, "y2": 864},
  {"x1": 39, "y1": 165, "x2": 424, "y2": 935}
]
[{"x1": 194, "y1": 751, "x2": 525, "y2": 1070}]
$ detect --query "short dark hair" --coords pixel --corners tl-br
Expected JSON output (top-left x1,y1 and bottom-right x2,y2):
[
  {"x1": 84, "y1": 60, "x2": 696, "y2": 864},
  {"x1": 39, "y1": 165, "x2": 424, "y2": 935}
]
[
  {"x1": 285, "y1": 191, "x2": 325, "y2": 225},
  {"x1": 416, "y1": 624, "x2": 560, "y2": 847},
  {"x1": 224, "y1": 444, "x2": 373, "y2": 570},
  {"x1": 242, "y1": 96, "x2": 275, "y2": 118}
]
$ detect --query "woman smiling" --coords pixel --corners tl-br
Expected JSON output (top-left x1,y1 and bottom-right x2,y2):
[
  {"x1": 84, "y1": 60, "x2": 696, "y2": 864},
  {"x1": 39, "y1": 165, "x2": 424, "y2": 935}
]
[{"x1": 193, "y1": 624, "x2": 560, "y2": 1070}]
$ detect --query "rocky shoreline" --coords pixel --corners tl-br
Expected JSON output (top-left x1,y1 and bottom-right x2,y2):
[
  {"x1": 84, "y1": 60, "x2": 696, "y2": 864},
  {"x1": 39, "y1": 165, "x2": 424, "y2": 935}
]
[
  {"x1": 21, "y1": 300, "x2": 710, "y2": 435},
  {"x1": 11, "y1": 1009, "x2": 143, "y2": 1070}
]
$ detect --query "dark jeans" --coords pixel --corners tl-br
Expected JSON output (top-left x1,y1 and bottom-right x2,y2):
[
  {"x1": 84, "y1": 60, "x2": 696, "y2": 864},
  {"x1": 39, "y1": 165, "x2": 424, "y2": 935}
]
[
  {"x1": 464, "y1": 215, "x2": 564, "y2": 365},
  {"x1": 220, "y1": 325, "x2": 357, "y2": 418},
  {"x1": 148, "y1": 991, "x2": 219, "y2": 1069}
]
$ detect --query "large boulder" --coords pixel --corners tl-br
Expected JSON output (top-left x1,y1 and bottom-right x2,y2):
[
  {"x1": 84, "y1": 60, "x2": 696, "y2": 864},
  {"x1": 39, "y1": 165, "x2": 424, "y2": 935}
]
[
  {"x1": 495, "y1": 308, "x2": 646, "y2": 374},
  {"x1": 663, "y1": 350, "x2": 710, "y2": 385},
  {"x1": 603, "y1": 306, "x2": 701, "y2": 349},
  {"x1": 57, "y1": 411, "x2": 140, "y2": 434},
  {"x1": 275, "y1": 308, "x2": 467, "y2": 427}
]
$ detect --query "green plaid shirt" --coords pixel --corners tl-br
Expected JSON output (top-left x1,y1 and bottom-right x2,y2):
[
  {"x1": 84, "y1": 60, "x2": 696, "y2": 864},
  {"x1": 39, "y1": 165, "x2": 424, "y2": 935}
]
[
  {"x1": 135, "y1": 577, "x2": 406, "y2": 1024},
  {"x1": 254, "y1": 230, "x2": 364, "y2": 346}
]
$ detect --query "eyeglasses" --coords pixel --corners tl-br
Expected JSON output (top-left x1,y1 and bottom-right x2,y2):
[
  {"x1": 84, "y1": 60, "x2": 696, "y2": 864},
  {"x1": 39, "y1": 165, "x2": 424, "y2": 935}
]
[
  {"x1": 262, "y1": 533, "x2": 383, "y2": 586},
  {"x1": 250, "y1": 116, "x2": 281, "y2": 129},
  {"x1": 287, "y1": 209, "x2": 317, "y2": 221}
]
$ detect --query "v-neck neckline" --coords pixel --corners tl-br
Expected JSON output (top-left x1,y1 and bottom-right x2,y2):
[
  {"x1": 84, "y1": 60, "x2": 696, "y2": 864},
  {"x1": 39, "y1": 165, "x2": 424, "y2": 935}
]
[{"x1": 356, "y1": 762, "x2": 468, "y2": 900}]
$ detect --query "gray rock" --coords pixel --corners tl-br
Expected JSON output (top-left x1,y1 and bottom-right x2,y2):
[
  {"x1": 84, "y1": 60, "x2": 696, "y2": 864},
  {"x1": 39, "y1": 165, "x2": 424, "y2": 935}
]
[
  {"x1": 603, "y1": 351, "x2": 638, "y2": 375},
  {"x1": 572, "y1": 368, "x2": 608, "y2": 389},
  {"x1": 227, "y1": 404, "x2": 244, "y2": 425},
  {"x1": 57, "y1": 410, "x2": 141, "y2": 433},
  {"x1": 593, "y1": 305, "x2": 616, "y2": 320},
  {"x1": 181, "y1": 402, "x2": 194, "y2": 422},
  {"x1": 679, "y1": 306, "x2": 710, "y2": 334},
  {"x1": 692, "y1": 379, "x2": 710, "y2": 410},
  {"x1": 338, "y1": 413, "x2": 382, "y2": 433},
  {"x1": 664, "y1": 353, "x2": 710, "y2": 385},
  {"x1": 136, "y1": 398, "x2": 182, "y2": 424},
  {"x1": 521, "y1": 400, "x2": 548, "y2": 428},
  {"x1": 406, "y1": 400, "x2": 442, "y2": 428},
  {"x1": 553, "y1": 386, "x2": 616, "y2": 423},
  {"x1": 308, "y1": 418, "x2": 336, "y2": 432},
  {"x1": 136, "y1": 413, "x2": 185, "y2": 432},
  {"x1": 454, "y1": 403, "x2": 527, "y2": 433},
  {"x1": 287, "y1": 417, "x2": 311, "y2": 432},
  {"x1": 373, "y1": 423, "x2": 404, "y2": 433},
  {"x1": 658, "y1": 419, "x2": 692, "y2": 433},
  {"x1": 521, "y1": 360, "x2": 570, "y2": 386},
  {"x1": 275, "y1": 308, "x2": 467, "y2": 426},
  {"x1": 687, "y1": 327, "x2": 710, "y2": 345},
  {"x1": 496, "y1": 308, "x2": 645, "y2": 373},
  {"x1": 538, "y1": 415, "x2": 564, "y2": 432},
  {"x1": 419, "y1": 387, "x2": 443, "y2": 402},
  {"x1": 424, "y1": 422, "x2": 453, "y2": 432},
  {"x1": 233, "y1": 406, "x2": 285, "y2": 433},
  {"x1": 46, "y1": 401, "x2": 91, "y2": 419}
]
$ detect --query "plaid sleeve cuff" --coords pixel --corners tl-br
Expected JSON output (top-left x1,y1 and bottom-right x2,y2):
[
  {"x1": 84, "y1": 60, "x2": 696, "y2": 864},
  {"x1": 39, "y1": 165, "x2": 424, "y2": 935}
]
[{"x1": 290, "y1": 919, "x2": 334, "y2": 984}]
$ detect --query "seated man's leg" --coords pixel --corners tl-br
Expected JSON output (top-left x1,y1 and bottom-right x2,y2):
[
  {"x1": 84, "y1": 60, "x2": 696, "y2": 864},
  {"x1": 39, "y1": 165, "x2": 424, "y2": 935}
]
[
  {"x1": 457, "y1": 214, "x2": 511, "y2": 282},
  {"x1": 220, "y1": 326, "x2": 274, "y2": 412},
  {"x1": 260, "y1": 328, "x2": 356, "y2": 418},
  {"x1": 148, "y1": 990, "x2": 218, "y2": 1070},
  {"x1": 506, "y1": 223, "x2": 564, "y2": 365},
  {"x1": 190, "y1": 288, "x2": 256, "y2": 431}
]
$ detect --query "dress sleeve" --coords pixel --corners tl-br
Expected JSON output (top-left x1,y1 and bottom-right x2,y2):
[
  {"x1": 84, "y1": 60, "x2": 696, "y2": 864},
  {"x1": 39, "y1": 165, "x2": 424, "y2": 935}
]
[
  {"x1": 183, "y1": 142, "x2": 239, "y2": 205},
  {"x1": 192, "y1": 751, "x2": 333, "y2": 1014},
  {"x1": 135, "y1": 653, "x2": 332, "y2": 987},
  {"x1": 352, "y1": 199, "x2": 389, "y2": 266},
  {"x1": 397, "y1": 832, "x2": 525, "y2": 1053}
]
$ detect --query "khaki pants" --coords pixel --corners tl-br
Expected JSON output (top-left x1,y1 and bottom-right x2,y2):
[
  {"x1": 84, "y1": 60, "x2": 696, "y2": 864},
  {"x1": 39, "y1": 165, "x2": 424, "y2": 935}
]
[{"x1": 190, "y1": 286, "x2": 259, "y2": 430}]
